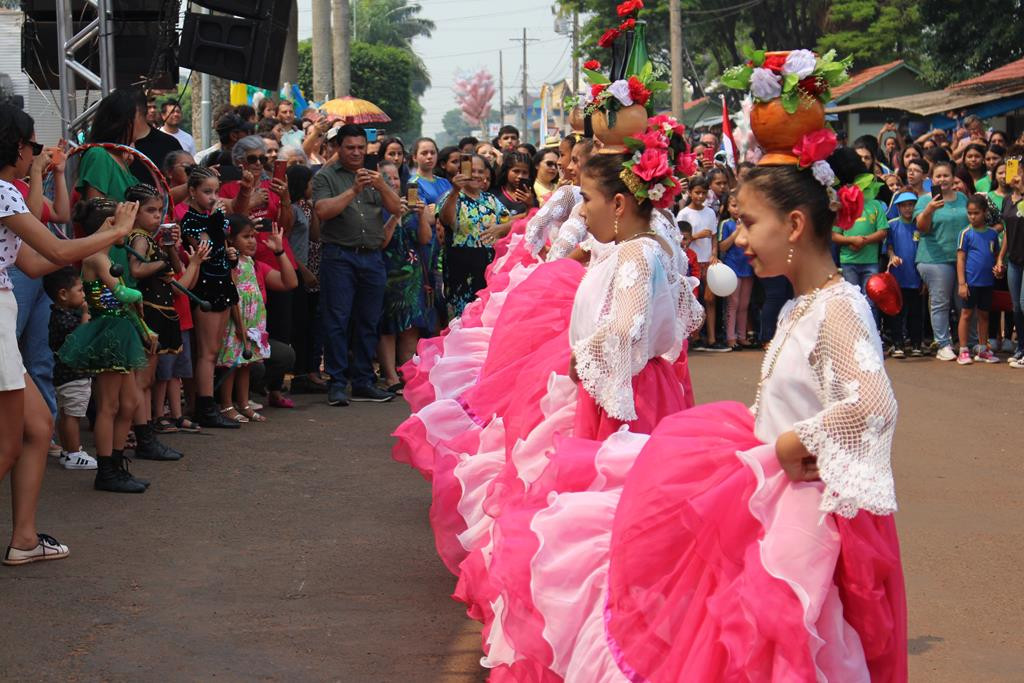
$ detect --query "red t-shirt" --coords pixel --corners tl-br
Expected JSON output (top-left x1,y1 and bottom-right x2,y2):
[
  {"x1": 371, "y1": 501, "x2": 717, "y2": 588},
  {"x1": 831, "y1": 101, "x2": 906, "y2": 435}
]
[
  {"x1": 13, "y1": 179, "x2": 52, "y2": 223},
  {"x1": 685, "y1": 247, "x2": 699, "y2": 297},
  {"x1": 219, "y1": 179, "x2": 297, "y2": 271},
  {"x1": 254, "y1": 258, "x2": 273, "y2": 302}
]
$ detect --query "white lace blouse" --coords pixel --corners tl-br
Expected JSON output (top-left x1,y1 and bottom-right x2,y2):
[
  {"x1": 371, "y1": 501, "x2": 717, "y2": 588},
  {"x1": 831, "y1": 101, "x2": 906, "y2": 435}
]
[
  {"x1": 754, "y1": 281, "x2": 898, "y2": 518},
  {"x1": 525, "y1": 185, "x2": 582, "y2": 256},
  {"x1": 570, "y1": 236, "x2": 703, "y2": 421},
  {"x1": 0, "y1": 179, "x2": 30, "y2": 290}
]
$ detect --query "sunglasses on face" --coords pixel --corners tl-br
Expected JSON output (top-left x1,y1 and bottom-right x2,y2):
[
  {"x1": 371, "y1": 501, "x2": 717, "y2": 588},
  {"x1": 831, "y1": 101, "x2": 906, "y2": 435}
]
[
  {"x1": 27, "y1": 141, "x2": 44, "y2": 156},
  {"x1": 246, "y1": 155, "x2": 269, "y2": 165}
]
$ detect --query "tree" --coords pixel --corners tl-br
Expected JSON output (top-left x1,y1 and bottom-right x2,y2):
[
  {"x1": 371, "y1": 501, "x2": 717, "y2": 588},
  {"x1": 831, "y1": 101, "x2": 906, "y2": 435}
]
[
  {"x1": 816, "y1": 0, "x2": 922, "y2": 69},
  {"x1": 350, "y1": 42, "x2": 422, "y2": 140},
  {"x1": 440, "y1": 106, "x2": 495, "y2": 145},
  {"x1": 918, "y1": 0, "x2": 1024, "y2": 86},
  {"x1": 353, "y1": 0, "x2": 435, "y2": 96}
]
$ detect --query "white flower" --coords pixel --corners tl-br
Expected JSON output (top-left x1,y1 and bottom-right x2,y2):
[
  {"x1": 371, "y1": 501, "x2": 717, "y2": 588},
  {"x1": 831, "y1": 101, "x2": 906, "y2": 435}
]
[
  {"x1": 782, "y1": 49, "x2": 817, "y2": 79},
  {"x1": 647, "y1": 183, "x2": 665, "y2": 201},
  {"x1": 607, "y1": 79, "x2": 633, "y2": 106},
  {"x1": 749, "y1": 68, "x2": 782, "y2": 101},
  {"x1": 854, "y1": 338, "x2": 882, "y2": 373},
  {"x1": 811, "y1": 160, "x2": 835, "y2": 187},
  {"x1": 628, "y1": 312, "x2": 645, "y2": 340},
  {"x1": 632, "y1": 151, "x2": 642, "y2": 164},
  {"x1": 616, "y1": 260, "x2": 640, "y2": 289}
]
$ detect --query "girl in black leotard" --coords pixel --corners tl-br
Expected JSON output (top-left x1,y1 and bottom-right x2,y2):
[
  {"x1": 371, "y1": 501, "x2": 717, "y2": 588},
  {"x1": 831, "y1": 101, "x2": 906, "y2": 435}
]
[{"x1": 179, "y1": 166, "x2": 240, "y2": 429}]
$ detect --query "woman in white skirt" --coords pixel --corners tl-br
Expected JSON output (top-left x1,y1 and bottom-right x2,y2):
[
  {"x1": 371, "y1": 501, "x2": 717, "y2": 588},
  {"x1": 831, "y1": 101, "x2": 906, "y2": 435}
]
[{"x1": 0, "y1": 104, "x2": 136, "y2": 565}]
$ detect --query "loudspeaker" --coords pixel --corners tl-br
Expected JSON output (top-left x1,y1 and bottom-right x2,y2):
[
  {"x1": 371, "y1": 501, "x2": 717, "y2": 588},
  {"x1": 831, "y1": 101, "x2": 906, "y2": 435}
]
[
  {"x1": 187, "y1": 0, "x2": 291, "y2": 24},
  {"x1": 178, "y1": 12, "x2": 288, "y2": 90},
  {"x1": 20, "y1": 0, "x2": 166, "y2": 20},
  {"x1": 22, "y1": 19, "x2": 178, "y2": 90}
]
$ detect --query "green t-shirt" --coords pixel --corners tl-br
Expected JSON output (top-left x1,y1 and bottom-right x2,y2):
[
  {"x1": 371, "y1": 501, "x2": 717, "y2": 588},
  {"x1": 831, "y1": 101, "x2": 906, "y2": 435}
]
[
  {"x1": 833, "y1": 199, "x2": 888, "y2": 264},
  {"x1": 912, "y1": 192, "x2": 968, "y2": 264},
  {"x1": 76, "y1": 147, "x2": 139, "y2": 284},
  {"x1": 974, "y1": 175, "x2": 992, "y2": 193}
]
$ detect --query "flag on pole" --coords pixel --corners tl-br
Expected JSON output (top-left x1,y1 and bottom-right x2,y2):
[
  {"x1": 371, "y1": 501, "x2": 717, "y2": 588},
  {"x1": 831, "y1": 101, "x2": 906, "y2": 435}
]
[{"x1": 720, "y1": 98, "x2": 737, "y2": 169}]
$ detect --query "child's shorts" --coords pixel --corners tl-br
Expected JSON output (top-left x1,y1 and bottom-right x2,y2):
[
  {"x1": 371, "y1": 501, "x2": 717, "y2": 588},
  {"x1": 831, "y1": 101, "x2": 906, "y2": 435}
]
[
  {"x1": 56, "y1": 378, "x2": 92, "y2": 418},
  {"x1": 961, "y1": 285, "x2": 993, "y2": 311},
  {"x1": 156, "y1": 329, "x2": 193, "y2": 381}
]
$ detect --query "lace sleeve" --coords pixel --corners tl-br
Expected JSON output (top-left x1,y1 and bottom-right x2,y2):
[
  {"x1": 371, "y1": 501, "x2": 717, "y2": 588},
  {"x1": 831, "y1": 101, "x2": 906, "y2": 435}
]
[
  {"x1": 525, "y1": 185, "x2": 580, "y2": 255},
  {"x1": 793, "y1": 293, "x2": 898, "y2": 518},
  {"x1": 547, "y1": 204, "x2": 588, "y2": 261},
  {"x1": 572, "y1": 241, "x2": 659, "y2": 421}
]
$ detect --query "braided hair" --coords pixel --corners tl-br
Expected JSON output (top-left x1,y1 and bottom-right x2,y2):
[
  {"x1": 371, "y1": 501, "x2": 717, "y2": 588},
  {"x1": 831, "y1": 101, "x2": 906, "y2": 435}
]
[
  {"x1": 72, "y1": 197, "x2": 118, "y2": 236},
  {"x1": 124, "y1": 183, "x2": 162, "y2": 205}
]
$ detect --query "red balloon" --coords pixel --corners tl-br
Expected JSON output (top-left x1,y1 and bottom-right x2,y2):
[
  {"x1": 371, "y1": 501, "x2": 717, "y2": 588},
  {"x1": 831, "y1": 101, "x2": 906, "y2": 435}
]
[{"x1": 865, "y1": 271, "x2": 902, "y2": 316}]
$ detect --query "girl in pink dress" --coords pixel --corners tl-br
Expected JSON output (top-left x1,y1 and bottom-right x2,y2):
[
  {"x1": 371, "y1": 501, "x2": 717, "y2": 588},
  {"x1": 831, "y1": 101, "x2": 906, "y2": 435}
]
[{"x1": 475, "y1": 146, "x2": 907, "y2": 682}]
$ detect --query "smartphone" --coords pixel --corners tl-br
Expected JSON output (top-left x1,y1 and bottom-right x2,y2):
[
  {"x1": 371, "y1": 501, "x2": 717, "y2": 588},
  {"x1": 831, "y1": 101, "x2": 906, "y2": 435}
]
[
  {"x1": 407, "y1": 186, "x2": 419, "y2": 204},
  {"x1": 273, "y1": 159, "x2": 287, "y2": 183},
  {"x1": 702, "y1": 147, "x2": 714, "y2": 163},
  {"x1": 460, "y1": 153, "x2": 472, "y2": 177},
  {"x1": 257, "y1": 218, "x2": 274, "y2": 233},
  {"x1": 931, "y1": 186, "x2": 943, "y2": 200},
  {"x1": 363, "y1": 153, "x2": 379, "y2": 171},
  {"x1": 365, "y1": 128, "x2": 378, "y2": 143},
  {"x1": 1006, "y1": 158, "x2": 1020, "y2": 184}
]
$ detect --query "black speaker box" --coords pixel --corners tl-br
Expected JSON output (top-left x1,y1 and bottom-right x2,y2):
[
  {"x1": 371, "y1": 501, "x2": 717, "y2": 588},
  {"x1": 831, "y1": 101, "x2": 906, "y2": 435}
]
[
  {"x1": 22, "y1": 18, "x2": 178, "y2": 90},
  {"x1": 178, "y1": 12, "x2": 287, "y2": 90},
  {"x1": 20, "y1": 0, "x2": 165, "y2": 20},
  {"x1": 188, "y1": 0, "x2": 291, "y2": 24}
]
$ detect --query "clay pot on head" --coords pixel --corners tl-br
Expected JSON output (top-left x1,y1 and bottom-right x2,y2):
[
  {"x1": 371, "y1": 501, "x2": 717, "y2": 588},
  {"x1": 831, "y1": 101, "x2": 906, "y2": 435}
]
[
  {"x1": 568, "y1": 106, "x2": 585, "y2": 134},
  {"x1": 591, "y1": 103, "x2": 648, "y2": 154},
  {"x1": 750, "y1": 97, "x2": 825, "y2": 165}
]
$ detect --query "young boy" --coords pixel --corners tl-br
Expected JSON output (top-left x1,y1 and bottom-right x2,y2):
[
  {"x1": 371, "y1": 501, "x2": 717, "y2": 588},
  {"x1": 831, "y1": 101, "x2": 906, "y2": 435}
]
[
  {"x1": 956, "y1": 194, "x2": 1002, "y2": 364},
  {"x1": 43, "y1": 268, "x2": 97, "y2": 470},
  {"x1": 886, "y1": 190, "x2": 925, "y2": 357},
  {"x1": 678, "y1": 220, "x2": 700, "y2": 292},
  {"x1": 676, "y1": 176, "x2": 724, "y2": 350}
]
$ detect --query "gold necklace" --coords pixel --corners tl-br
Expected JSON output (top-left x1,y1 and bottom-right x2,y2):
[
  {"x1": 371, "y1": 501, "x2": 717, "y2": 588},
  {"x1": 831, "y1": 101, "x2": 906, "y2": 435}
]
[
  {"x1": 752, "y1": 270, "x2": 840, "y2": 414},
  {"x1": 619, "y1": 230, "x2": 659, "y2": 243}
]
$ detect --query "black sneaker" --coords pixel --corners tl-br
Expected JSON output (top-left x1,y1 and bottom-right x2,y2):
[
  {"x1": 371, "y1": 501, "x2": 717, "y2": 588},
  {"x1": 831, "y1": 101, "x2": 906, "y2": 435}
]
[
  {"x1": 707, "y1": 342, "x2": 732, "y2": 353},
  {"x1": 327, "y1": 386, "x2": 350, "y2": 407},
  {"x1": 350, "y1": 385, "x2": 396, "y2": 402},
  {"x1": 690, "y1": 340, "x2": 709, "y2": 352}
]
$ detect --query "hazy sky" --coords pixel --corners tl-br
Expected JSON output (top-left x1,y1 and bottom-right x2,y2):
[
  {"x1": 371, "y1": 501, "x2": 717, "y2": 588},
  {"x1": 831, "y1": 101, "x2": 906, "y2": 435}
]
[{"x1": 295, "y1": 0, "x2": 574, "y2": 137}]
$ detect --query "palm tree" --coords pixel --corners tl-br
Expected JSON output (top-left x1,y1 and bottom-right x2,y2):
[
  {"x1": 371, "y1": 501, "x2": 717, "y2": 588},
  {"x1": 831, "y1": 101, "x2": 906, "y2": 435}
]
[{"x1": 353, "y1": 0, "x2": 435, "y2": 96}]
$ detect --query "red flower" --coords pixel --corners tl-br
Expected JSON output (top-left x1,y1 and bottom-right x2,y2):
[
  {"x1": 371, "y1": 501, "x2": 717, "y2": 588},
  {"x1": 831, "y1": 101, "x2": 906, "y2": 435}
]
[
  {"x1": 619, "y1": 18, "x2": 636, "y2": 32},
  {"x1": 616, "y1": 0, "x2": 643, "y2": 17},
  {"x1": 627, "y1": 75, "x2": 651, "y2": 106},
  {"x1": 763, "y1": 53, "x2": 786, "y2": 73},
  {"x1": 598, "y1": 28, "x2": 620, "y2": 48},
  {"x1": 650, "y1": 114, "x2": 686, "y2": 138},
  {"x1": 651, "y1": 175, "x2": 683, "y2": 209},
  {"x1": 583, "y1": 59, "x2": 601, "y2": 70},
  {"x1": 798, "y1": 75, "x2": 825, "y2": 97},
  {"x1": 676, "y1": 151, "x2": 697, "y2": 177},
  {"x1": 633, "y1": 128, "x2": 668, "y2": 150},
  {"x1": 792, "y1": 128, "x2": 837, "y2": 168},
  {"x1": 836, "y1": 185, "x2": 864, "y2": 230},
  {"x1": 591, "y1": 83, "x2": 607, "y2": 99},
  {"x1": 633, "y1": 148, "x2": 670, "y2": 182}
]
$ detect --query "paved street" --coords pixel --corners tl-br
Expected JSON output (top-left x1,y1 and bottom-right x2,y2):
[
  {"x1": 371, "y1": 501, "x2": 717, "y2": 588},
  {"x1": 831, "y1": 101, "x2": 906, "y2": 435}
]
[{"x1": 1, "y1": 352, "x2": 1022, "y2": 681}]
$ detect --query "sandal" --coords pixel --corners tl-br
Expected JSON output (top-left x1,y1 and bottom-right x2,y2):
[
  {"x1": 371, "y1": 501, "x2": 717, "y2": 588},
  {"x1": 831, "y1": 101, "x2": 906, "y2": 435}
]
[
  {"x1": 267, "y1": 395, "x2": 295, "y2": 409},
  {"x1": 239, "y1": 406, "x2": 267, "y2": 422},
  {"x1": 153, "y1": 416, "x2": 178, "y2": 434},
  {"x1": 220, "y1": 406, "x2": 249, "y2": 423},
  {"x1": 175, "y1": 416, "x2": 202, "y2": 433}
]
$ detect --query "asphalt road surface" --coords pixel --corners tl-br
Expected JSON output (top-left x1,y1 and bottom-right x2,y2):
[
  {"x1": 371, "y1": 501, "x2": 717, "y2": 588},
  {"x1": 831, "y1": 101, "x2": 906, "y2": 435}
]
[{"x1": 1, "y1": 351, "x2": 1022, "y2": 681}]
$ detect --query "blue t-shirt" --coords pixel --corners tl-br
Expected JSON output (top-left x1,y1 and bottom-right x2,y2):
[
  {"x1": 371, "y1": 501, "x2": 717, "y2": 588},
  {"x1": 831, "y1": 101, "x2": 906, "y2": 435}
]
[
  {"x1": 885, "y1": 217, "x2": 921, "y2": 289},
  {"x1": 957, "y1": 226, "x2": 999, "y2": 287},
  {"x1": 717, "y1": 219, "x2": 752, "y2": 277}
]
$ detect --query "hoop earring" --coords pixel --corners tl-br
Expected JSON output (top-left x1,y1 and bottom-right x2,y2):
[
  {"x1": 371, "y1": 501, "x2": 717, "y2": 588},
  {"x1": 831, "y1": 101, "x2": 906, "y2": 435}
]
[{"x1": 786, "y1": 247, "x2": 794, "y2": 264}]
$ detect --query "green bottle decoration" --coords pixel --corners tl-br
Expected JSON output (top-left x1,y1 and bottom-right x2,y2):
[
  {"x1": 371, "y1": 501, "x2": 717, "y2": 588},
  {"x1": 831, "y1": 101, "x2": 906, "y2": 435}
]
[{"x1": 623, "y1": 20, "x2": 650, "y2": 79}]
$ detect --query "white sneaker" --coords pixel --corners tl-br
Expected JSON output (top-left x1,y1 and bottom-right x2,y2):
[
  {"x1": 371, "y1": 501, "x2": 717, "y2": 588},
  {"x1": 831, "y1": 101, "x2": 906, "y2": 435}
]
[
  {"x1": 59, "y1": 450, "x2": 97, "y2": 470},
  {"x1": 935, "y1": 346, "x2": 957, "y2": 361},
  {"x1": 3, "y1": 533, "x2": 69, "y2": 566}
]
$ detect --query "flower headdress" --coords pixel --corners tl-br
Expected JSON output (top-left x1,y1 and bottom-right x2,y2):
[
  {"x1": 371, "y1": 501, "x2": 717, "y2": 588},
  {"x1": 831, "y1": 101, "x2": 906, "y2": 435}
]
[{"x1": 618, "y1": 115, "x2": 687, "y2": 210}]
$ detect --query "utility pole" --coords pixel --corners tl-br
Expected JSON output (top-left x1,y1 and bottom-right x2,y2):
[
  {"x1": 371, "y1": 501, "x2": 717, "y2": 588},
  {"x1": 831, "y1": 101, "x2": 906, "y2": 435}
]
[
  {"x1": 332, "y1": 0, "x2": 351, "y2": 97},
  {"x1": 510, "y1": 28, "x2": 538, "y2": 144},
  {"x1": 571, "y1": 9, "x2": 579, "y2": 93},
  {"x1": 312, "y1": 0, "x2": 332, "y2": 100},
  {"x1": 669, "y1": 0, "x2": 682, "y2": 119},
  {"x1": 499, "y1": 51, "x2": 505, "y2": 125}
]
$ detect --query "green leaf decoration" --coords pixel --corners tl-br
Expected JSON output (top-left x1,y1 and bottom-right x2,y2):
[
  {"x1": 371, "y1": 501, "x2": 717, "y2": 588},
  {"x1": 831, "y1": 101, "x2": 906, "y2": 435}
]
[
  {"x1": 640, "y1": 61, "x2": 653, "y2": 82},
  {"x1": 649, "y1": 81, "x2": 670, "y2": 93},
  {"x1": 720, "y1": 65, "x2": 753, "y2": 90},
  {"x1": 781, "y1": 89, "x2": 799, "y2": 114},
  {"x1": 624, "y1": 136, "x2": 644, "y2": 151},
  {"x1": 782, "y1": 73, "x2": 799, "y2": 93},
  {"x1": 583, "y1": 68, "x2": 610, "y2": 85}
]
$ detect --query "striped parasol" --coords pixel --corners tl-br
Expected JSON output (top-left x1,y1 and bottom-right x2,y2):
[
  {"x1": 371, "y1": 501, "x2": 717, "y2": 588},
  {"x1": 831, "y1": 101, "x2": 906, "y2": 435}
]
[{"x1": 320, "y1": 96, "x2": 392, "y2": 125}]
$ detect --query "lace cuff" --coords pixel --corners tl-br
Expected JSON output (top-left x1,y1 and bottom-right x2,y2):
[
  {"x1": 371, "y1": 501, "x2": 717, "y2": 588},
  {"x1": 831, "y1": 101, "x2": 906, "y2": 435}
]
[
  {"x1": 792, "y1": 293, "x2": 898, "y2": 518},
  {"x1": 547, "y1": 206, "x2": 588, "y2": 261},
  {"x1": 525, "y1": 185, "x2": 579, "y2": 255}
]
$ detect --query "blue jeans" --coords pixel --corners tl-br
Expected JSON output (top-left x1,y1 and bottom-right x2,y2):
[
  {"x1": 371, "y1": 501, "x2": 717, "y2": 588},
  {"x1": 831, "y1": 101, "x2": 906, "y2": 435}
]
[
  {"x1": 1007, "y1": 262, "x2": 1024, "y2": 353},
  {"x1": 842, "y1": 262, "x2": 881, "y2": 323},
  {"x1": 758, "y1": 276, "x2": 793, "y2": 342},
  {"x1": 917, "y1": 262, "x2": 959, "y2": 349},
  {"x1": 320, "y1": 244, "x2": 386, "y2": 391},
  {"x1": 10, "y1": 267, "x2": 56, "y2": 416}
]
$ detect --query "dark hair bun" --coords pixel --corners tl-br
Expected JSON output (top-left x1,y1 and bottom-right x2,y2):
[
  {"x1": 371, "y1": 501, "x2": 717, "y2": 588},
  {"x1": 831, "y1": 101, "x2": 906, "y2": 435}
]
[{"x1": 828, "y1": 147, "x2": 865, "y2": 187}]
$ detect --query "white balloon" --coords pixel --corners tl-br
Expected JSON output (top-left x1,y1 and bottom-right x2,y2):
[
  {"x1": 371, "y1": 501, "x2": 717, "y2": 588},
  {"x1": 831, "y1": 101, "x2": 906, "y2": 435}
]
[{"x1": 706, "y1": 262, "x2": 738, "y2": 297}]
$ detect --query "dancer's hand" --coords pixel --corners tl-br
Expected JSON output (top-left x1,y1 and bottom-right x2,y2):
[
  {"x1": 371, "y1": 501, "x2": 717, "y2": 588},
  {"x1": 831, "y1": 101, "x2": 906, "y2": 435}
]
[
  {"x1": 775, "y1": 431, "x2": 820, "y2": 482},
  {"x1": 568, "y1": 353, "x2": 579, "y2": 383}
]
